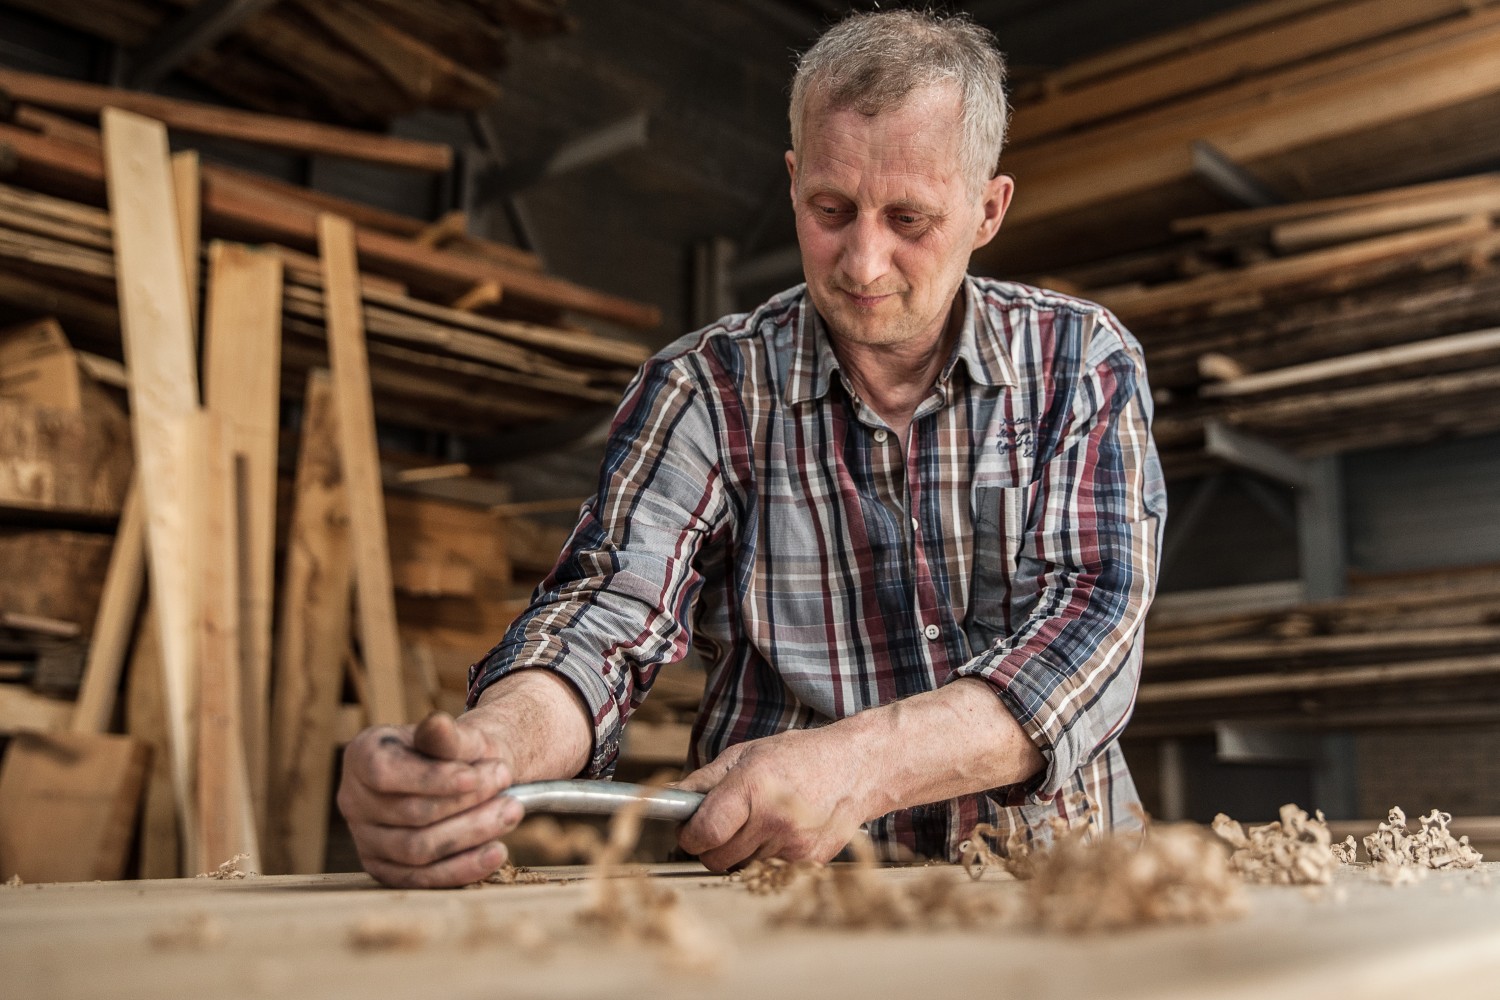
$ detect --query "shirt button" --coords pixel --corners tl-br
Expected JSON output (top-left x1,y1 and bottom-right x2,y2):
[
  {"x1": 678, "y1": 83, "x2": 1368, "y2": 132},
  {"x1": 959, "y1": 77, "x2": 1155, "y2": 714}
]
[
  {"x1": 873, "y1": 428, "x2": 888, "y2": 443},
  {"x1": 923, "y1": 624, "x2": 940, "y2": 641},
  {"x1": 911, "y1": 517, "x2": 919, "y2": 532}
]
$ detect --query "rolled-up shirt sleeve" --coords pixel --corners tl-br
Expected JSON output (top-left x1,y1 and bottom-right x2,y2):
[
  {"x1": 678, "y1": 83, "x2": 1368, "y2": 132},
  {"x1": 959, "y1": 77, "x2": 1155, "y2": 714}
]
[
  {"x1": 949, "y1": 320, "x2": 1166, "y2": 800},
  {"x1": 467, "y1": 357, "x2": 728, "y2": 777}
]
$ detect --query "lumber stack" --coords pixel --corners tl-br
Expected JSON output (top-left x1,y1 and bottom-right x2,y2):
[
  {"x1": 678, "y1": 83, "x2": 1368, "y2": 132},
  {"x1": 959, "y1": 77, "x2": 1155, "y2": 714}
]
[
  {"x1": 1132, "y1": 566, "x2": 1500, "y2": 738},
  {"x1": 0, "y1": 76, "x2": 658, "y2": 881},
  {"x1": 1032, "y1": 173, "x2": 1500, "y2": 477},
  {"x1": 0, "y1": 0, "x2": 571, "y2": 125},
  {"x1": 985, "y1": 0, "x2": 1500, "y2": 274}
]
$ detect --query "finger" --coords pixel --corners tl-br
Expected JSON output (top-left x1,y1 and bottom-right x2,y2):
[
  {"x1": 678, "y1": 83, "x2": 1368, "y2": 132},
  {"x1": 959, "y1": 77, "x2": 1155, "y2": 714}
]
[
  {"x1": 357, "y1": 792, "x2": 524, "y2": 871},
  {"x1": 411, "y1": 711, "x2": 490, "y2": 763},
  {"x1": 672, "y1": 752, "x2": 737, "y2": 794},
  {"x1": 677, "y1": 782, "x2": 751, "y2": 858},
  {"x1": 363, "y1": 840, "x2": 510, "y2": 890},
  {"x1": 345, "y1": 728, "x2": 496, "y2": 797},
  {"x1": 698, "y1": 805, "x2": 781, "y2": 872},
  {"x1": 342, "y1": 759, "x2": 514, "y2": 829}
]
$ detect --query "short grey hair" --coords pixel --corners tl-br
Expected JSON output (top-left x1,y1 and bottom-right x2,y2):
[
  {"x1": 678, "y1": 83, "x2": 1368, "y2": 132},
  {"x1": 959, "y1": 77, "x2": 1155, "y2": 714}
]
[{"x1": 789, "y1": 9, "x2": 1010, "y2": 192}]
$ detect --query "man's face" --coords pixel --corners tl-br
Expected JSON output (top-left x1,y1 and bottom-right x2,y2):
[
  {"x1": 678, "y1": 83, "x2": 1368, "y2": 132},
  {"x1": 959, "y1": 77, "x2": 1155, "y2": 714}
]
[{"x1": 787, "y1": 85, "x2": 1013, "y2": 352}]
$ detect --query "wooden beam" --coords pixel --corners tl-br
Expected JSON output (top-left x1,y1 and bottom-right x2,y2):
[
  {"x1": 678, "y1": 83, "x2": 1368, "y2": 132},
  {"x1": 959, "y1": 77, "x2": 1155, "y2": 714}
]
[
  {"x1": 125, "y1": 603, "x2": 179, "y2": 879},
  {"x1": 268, "y1": 370, "x2": 353, "y2": 875},
  {"x1": 100, "y1": 106, "x2": 202, "y2": 871},
  {"x1": 1202, "y1": 326, "x2": 1500, "y2": 399},
  {"x1": 69, "y1": 484, "x2": 145, "y2": 735},
  {"x1": 202, "y1": 240, "x2": 283, "y2": 844},
  {"x1": 0, "y1": 66, "x2": 453, "y2": 172},
  {"x1": 170, "y1": 150, "x2": 201, "y2": 327},
  {"x1": 319, "y1": 213, "x2": 405, "y2": 725},
  {"x1": 186, "y1": 410, "x2": 260, "y2": 874},
  {"x1": 1138, "y1": 654, "x2": 1500, "y2": 703}
]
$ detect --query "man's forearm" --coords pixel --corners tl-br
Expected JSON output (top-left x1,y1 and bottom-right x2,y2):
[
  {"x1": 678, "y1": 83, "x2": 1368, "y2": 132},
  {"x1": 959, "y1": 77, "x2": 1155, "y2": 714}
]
[
  {"x1": 838, "y1": 677, "x2": 1044, "y2": 820},
  {"x1": 466, "y1": 669, "x2": 593, "y2": 782}
]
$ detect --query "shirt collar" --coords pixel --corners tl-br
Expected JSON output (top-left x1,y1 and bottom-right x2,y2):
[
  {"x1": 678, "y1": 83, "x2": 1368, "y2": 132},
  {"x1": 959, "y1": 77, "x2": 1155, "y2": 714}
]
[{"x1": 783, "y1": 276, "x2": 1017, "y2": 407}]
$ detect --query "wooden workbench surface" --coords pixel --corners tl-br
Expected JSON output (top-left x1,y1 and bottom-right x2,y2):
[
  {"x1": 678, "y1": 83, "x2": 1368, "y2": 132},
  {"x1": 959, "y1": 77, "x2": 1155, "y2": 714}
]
[{"x1": 4, "y1": 862, "x2": 1498, "y2": 1000}]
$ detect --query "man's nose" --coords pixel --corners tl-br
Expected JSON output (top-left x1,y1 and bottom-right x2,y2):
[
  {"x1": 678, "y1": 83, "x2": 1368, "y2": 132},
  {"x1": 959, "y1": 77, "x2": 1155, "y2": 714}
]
[{"x1": 840, "y1": 215, "x2": 892, "y2": 288}]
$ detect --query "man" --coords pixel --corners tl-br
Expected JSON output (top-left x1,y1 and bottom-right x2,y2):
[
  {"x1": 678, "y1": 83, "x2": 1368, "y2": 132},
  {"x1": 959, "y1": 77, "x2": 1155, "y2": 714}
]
[{"x1": 337, "y1": 9, "x2": 1165, "y2": 888}]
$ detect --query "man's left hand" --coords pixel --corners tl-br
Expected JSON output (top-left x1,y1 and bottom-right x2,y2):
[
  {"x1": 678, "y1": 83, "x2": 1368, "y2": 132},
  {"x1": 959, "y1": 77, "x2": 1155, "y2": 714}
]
[{"x1": 673, "y1": 727, "x2": 870, "y2": 871}]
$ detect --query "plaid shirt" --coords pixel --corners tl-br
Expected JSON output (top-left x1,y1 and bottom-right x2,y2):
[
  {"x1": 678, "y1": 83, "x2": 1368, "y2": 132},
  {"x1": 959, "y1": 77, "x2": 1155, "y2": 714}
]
[{"x1": 470, "y1": 276, "x2": 1166, "y2": 860}]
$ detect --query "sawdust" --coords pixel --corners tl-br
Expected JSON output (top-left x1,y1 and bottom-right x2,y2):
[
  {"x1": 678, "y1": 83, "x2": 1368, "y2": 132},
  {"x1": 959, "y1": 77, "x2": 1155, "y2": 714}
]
[
  {"x1": 1331, "y1": 836, "x2": 1359, "y2": 865},
  {"x1": 196, "y1": 853, "x2": 255, "y2": 880},
  {"x1": 572, "y1": 783, "x2": 726, "y2": 973},
  {"x1": 1362, "y1": 807, "x2": 1483, "y2": 871},
  {"x1": 346, "y1": 915, "x2": 431, "y2": 952},
  {"x1": 1212, "y1": 804, "x2": 1338, "y2": 885},
  {"x1": 740, "y1": 833, "x2": 1001, "y2": 930},
  {"x1": 476, "y1": 863, "x2": 550, "y2": 885},
  {"x1": 149, "y1": 912, "x2": 227, "y2": 950},
  {"x1": 1022, "y1": 823, "x2": 1242, "y2": 932},
  {"x1": 3, "y1": 874, "x2": 21, "y2": 888}
]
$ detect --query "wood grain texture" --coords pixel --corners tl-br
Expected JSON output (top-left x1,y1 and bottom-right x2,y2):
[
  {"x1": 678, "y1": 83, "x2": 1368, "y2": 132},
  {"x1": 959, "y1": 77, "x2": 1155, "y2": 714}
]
[
  {"x1": 0, "y1": 731, "x2": 148, "y2": 882},
  {"x1": 318, "y1": 213, "x2": 406, "y2": 726},
  {"x1": 125, "y1": 603, "x2": 179, "y2": 880},
  {"x1": 101, "y1": 106, "x2": 202, "y2": 869},
  {"x1": 186, "y1": 411, "x2": 259, "y2": 875},
  {"x1": 70, "y1": 484, "x2": 145, "y2": 735},
  {"x1": 202, "y1": 240, "x2": 284, "y2": 843},
  {"x1": 170, "y1": 150, "x2": 200, "y2": 325},
  {"x1": 0, "y1": 65, "x2": 453, "y2": 171},
  {"x1": 0, "y1": 864, "x2": 1497, "y2": 999},
  {"x1": 268, "y1": 370, "x2": 353, "y2": 875}
]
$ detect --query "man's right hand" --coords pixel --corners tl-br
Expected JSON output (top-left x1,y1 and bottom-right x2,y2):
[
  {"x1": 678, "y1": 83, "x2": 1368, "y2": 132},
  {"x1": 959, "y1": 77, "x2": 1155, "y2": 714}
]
[{"x1": 337, "y1": 711, "x2": 523, "y2": 888}]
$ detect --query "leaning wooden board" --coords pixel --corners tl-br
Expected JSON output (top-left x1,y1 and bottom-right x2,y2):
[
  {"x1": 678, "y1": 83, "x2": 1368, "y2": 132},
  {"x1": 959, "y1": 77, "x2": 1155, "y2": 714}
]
[{"x1": 2, "y1": 863, "x2": 1496, "y2": 999}]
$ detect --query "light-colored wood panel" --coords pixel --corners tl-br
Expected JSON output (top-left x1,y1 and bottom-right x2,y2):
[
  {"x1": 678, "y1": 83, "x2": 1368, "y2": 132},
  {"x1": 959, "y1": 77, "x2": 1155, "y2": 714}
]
[
  {"x1": 101, "y1": 106, "x2": 202, "y2": 871},
  {"x1": 269, "y1": 370, "x2": 353, "y2": 875},
  {"x1": 202, "y1": 240, "x2": 284, "y2": 844},
  {"x1": 319, "y1": 212, "x2": 406, "y2": 726}
]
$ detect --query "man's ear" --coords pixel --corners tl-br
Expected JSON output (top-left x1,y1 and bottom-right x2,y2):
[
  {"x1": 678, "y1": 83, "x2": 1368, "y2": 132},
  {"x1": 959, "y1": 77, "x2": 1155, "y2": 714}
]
[
  {"x1": 785, "y1": 149, "x2": 798, "y2": 201},
  {"x1": 972, "y1": 173, "x2": 1015, "y2": 250}
]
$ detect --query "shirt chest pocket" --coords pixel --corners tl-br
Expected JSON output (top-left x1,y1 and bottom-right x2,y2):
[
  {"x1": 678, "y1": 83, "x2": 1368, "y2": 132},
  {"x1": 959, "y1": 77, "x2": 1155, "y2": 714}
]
[{"x1": 969, "y1": 436, "x2": 1038, "y2": 637}]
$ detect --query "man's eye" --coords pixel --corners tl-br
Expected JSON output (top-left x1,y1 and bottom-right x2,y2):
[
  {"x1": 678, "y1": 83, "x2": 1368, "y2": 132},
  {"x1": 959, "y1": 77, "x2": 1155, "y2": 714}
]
[{"x1": 894, "y1": 214, "x2": 920, "y2": 226}]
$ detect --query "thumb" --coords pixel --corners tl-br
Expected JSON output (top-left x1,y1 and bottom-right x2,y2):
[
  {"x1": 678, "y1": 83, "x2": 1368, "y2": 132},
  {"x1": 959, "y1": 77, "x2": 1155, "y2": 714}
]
[
  {"x1": 412, "y1": 710, "x2": 488, "y2": 763},
  {"x1": 673, "y1": 755, "x2": 733, "y2": 795}
]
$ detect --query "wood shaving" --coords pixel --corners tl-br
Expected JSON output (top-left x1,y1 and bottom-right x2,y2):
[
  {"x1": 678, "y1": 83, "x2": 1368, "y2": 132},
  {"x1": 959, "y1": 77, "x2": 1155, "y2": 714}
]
[
  {"x1": 3, "y1": 874, "x2": 21, "y2": 888},
  {"x1": 1331, "y1": 836, "x2": 1359, "y2": 865},
  {"x1": 196, "y1": 853, "x2": 255, "y2": 880},
  {"x1": 1362, "y1": 806, "x2": 1483, "y2": 870},
  {"x1": 346, "y1": 915, "x2": 431, "y2": 952},
  {"x1": 1019, "y1": 822, "x2": 1243, "y2": 932},
  {"x1": 572, "y1": 785, "x2": 725, "y2": 973},
  {"x1": 1212, "y1": 804, "x2": 1338, "y2": 885},
  {"x1": 733, "y1": 858, "x2": 819, "y2": 895},
  {"x1": 476, "y1": 863, "x2": 550, "y2": 885},
  {"x1": 759, "y1": 834, "x2": 1001, "y2": 930},
  {"x1": 149, "y1": 913, "x2": 227, "y2": 951}
]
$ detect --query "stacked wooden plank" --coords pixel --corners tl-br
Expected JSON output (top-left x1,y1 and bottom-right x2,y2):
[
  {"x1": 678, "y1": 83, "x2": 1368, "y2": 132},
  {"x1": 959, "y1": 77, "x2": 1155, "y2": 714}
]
[
  {"x1": 0, "y1": 73, "x2": 656, "y2": 436},
  {"x1": 1033, "y1": 174, "x2": 1500, "y2": 477},
  {"x1": 984, "y1": 0, "x2": 1500, "y2": 274},
  {"x1": 0, "y1": 0, "x2": 571, "y2": 124},
  {"x1": 0, "y1": 70, "x2": 658, "y2": 880},
  {"x1": 1132, "y1": 566, "x2": 1500, "y2": 738}
]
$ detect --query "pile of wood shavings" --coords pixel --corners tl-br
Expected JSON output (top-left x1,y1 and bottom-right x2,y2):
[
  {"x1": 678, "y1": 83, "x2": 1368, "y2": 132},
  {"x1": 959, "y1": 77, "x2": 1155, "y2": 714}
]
[
  {"x1": 1016, "y1": 822, "x2": 1242, "y2": 932},
  {"x1": 3, "y1": 874, "x2": 22, "y2": 888},
  {"x1": 478, "y1": 863, "x2": 550, "y2": 885},
  {"x1": 1212, "y1": 804, "x2": 1338, "y2": 885},
  {"x1": 743, "y1": 836, "x2": 1000, "y2": 930},
  {"x1": 196, "y1": 853, "x2": 255, "y2": 880},
  {"x1": 1363, "y1": 807, "x2": 1483, "y2": 872},
  {"x1": 573, "y1": 791, "x2": 726, "y2": 972}
]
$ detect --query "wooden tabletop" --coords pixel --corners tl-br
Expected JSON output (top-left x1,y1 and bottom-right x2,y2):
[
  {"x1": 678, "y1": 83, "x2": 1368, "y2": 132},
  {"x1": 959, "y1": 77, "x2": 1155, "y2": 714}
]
[{"x1": 4, "y1": 862, "x2": 1497, "y2": 1000}]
